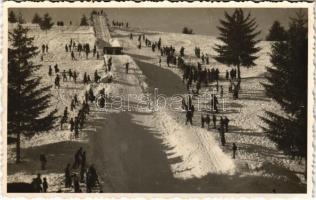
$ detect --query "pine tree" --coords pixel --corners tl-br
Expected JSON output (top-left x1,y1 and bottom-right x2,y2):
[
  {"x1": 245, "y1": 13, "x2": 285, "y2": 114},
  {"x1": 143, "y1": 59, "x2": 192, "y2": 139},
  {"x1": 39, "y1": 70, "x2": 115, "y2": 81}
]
[
  {"x1": 32, "y1": 13, "x2": 42, "y2": 24},
  {"x1": 261, "y1": 11, "x2": 307, "y2": 175},
  {"x1": 8, "y1": 11, "x2": 17, "y2": 23},
  {"x1": 39, "y1": 13, "x2": 54, "y2": 34},
  {"x1": 8, "y1": 24, "x2": 58, "y2": 163},
  {"x1": 266, "y1": 21, "x2": 287, "y2": 41},
  {"x1": 80, "y1": 15, "x2": 89, "y2": 26},
  {"x1": 214, "y1": 9, "x2": 261, "y2": 80}
]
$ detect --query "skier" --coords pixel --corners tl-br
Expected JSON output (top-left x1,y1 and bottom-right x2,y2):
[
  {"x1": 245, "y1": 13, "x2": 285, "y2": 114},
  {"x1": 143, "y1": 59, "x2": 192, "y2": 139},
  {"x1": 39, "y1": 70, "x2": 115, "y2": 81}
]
[
  {"x1": 65, "y1": 44, "x2": 68, "y2": 52},
  {"x1": 45, "y1": 44, "x2": 49, "y2": 53}
]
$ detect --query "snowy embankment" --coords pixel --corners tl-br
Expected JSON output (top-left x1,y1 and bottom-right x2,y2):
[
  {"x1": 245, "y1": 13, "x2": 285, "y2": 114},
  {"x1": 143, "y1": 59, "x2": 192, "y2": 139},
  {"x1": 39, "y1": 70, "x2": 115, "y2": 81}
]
[
  {"x1": 8, "y1": 25, "x2": 103, "y2": 152},
  {"x1": 155, "y1": 109, "x2": 235, "y2": 179}
]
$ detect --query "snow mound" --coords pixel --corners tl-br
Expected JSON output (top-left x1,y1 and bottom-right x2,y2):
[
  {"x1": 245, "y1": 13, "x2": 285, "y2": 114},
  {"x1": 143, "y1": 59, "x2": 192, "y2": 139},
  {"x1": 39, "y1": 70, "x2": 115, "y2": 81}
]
[
  {"x1": 20, "y1": 129, "x2": 88, "y2": 149},
  {"x1": 8, "y1": 172, "x2": 64, "y2": 192},
  {"x1": 155, "y1": 109, "x2": 235, "y2": 179}
]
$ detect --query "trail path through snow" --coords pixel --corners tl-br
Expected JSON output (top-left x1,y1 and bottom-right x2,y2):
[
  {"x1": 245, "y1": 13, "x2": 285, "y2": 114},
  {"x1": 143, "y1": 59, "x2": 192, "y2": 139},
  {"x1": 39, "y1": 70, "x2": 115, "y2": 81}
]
[{"x1": 87, "y1": 20, "x2": 237, "y2": 192}]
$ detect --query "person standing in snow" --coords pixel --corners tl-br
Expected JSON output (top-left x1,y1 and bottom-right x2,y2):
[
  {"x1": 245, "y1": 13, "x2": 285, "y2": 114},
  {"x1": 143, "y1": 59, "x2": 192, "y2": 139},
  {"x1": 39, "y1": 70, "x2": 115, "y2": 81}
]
[
  {"x1": 42, "y1": 44, "x2": 45, "y2": 54},
  {"x1": 63, "y1": 107, "x2": 68, "y2": 121},
  {"x1": 35, "y1": 174, "x2": 43, "y2": 192},
  {"x1": 201, "y1": 114, "x2": 205, "y2": 128},
  {"x1": 74, "y1": 120, "x2": 79, "y2": 138},
  {"x1": 232, "y1": 143, "x2": 237, "y2": 159},
  {"x1": 93, "y1": 45, "x2": 96, "y2": 57},
  {"x1": 219, "y1": 123, "x2": 226, "y2": 146},
  {"x1": 70, "y1": 118, "x2": 74, "y2": 132},
  {"x1": 62, "y1": 70, "x2": 67, "y2": 81},
  {"x1": 185, "y1": 110, "x2": 193, "y2": 125},
  {"x1": 65, "y1": 164, "x2": 72, "y2": 188},
  {"x1": 45, "y1": 44, "x2": 49, "y2": 53},
  {"x1": 223, "y1": 116, "x2": 230, "y2": 132},
  {"x1": 54, "y1": 74, "x2": 60, "y2": 89},
  {"x1": 220, "y1": 86, "x2": 224, "y2": 98},
  {"x1": 71, "y1": 51, "x2": 75, "y2": 60},
  {"x1": 205, "y1": 114, "x2": 211, "y2": 129},
  {"x1": 212, "y1": 114, "x2": 217, "y2": 129},
  {"x1": 94, "y1": 70, "x2": 100, "y2": 83},
  {"x1": 73, "y1": 71, "x2": 77, "y2": 83},
  {"x1": 73, "y1": 147, "x2": 83, "y2": 169},
  {"x1": 70, "y1": 99, "x2": 76, "y2": 111},
  {"x1": 42, "y1": 177, "x2": 48, "y2": 192},
  {"x1": 48, "y1": 65, "x2": 52, "y2": 76},
  {"x1": 68, "y1": 69, "x2": 73, "y2": 80},
  {"x1": 125, "y1": 62, "x2": 129, "y2": 74},
  {"x1": 73, "y1": 174, "x2": 80, "y2": 193},
  {"x1": 54, "y1": 64, "x2": 59, "y2": 74}
]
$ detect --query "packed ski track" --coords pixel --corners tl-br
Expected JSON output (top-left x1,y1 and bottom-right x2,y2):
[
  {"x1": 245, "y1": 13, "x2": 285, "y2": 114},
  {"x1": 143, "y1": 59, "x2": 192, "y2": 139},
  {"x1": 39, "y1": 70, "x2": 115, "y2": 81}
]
[{"x1": 7, "y1": 21, "x2": 306, "y2": 193}]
